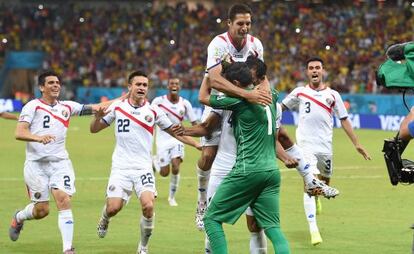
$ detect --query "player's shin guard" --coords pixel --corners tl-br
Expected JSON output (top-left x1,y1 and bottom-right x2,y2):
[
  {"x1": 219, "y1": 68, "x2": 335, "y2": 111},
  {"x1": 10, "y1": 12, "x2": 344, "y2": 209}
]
[
  {"x1": 16, "y1": 203, "x2": 35, "y2": 222},
  {"x1": 140, "y1": 214, "x2": 154, "y2": 248},
  {"x1": 204, "y1": 218, "x2": 227, "y2": 254},
  {"x1": 250, "y1": 230, "x2": 267, "y2": 254},
  {"x1": 197, "y1": 166, "x2": 210, "y2": 203},
  {"x1": 303, "y1": 193, "x2": 318, "y2": 232},
  {"x1": 264, "y1": 227, "x2": 290, "y2": 254},
  {"x1": 58, "y1": 209, "x2": 74, "y2": 252},
  {"x1": 169, "y1": 174, "x2": 180, "y2": 199}
]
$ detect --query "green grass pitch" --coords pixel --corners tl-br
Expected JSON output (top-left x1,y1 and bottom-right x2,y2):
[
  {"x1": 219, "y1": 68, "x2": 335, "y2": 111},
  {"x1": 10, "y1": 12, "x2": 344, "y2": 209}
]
[{"x1": 1, "y1": 116, "x2": 413, "y2": 253}]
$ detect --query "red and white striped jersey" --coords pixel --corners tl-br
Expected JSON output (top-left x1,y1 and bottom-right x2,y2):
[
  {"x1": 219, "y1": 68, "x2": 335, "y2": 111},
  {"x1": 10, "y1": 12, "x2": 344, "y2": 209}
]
[
  {"x1": 18, "y1": 99, "x2": 83, "y2": 160},
  {"x1": 102, "y1": 99, "x2": 172, "y2": 170},
  {"x1": 206, "y1": 32, "x2": 264, "y2": 70},
  {"x1": 151, "y1": 95, "x2": 197, "y2": 150},
  {"x1": 282, "y1": 85, "x2": 348, "y2": 154}
]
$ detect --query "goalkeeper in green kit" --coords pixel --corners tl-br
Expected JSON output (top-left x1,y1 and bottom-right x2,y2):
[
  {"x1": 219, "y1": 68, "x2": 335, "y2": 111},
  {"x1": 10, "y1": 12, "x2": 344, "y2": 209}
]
[{"x1": 200, "y1": 62, "x2": 290, "y2": 254}]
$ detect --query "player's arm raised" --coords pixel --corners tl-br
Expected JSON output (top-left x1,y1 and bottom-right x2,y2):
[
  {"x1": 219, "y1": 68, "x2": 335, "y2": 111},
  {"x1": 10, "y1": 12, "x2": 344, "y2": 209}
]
[
  {"x1": 207, "y1": 64, "x2": 271, "y2": 105},
  {"x1": 15, "y1": 122, "x2": 55, "y2": 144},
  {"x1": 182, "y1": 112, "x2": 221, "y2": 137},
  {"x1": 90, "y1": 107, "x2": 110, "y2": 133}
]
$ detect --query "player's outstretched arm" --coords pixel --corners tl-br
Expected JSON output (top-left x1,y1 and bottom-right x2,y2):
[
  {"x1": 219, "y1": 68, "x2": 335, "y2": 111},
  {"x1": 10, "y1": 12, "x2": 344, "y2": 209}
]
[
  {"x1": 340, "y1": 118, "x2": 372, "y2": 160},
  {"x1": 183, "y1": 112, "x2": 221, "y2": 137},
  {"x1": 0, "y1": 112, "x2": 18, "y2": 120},
  {"x1": 81, "y1": 93, "x2": 128, "y2": 116},
  {"x1": 399, "y1": 106, "x2": 414, "y2": 141},
  {"x1": 15, "y1": 122, "x2": 55, "y2": 144},
  {"x1": 208, "y1": 64, "x2": 271, "y2": 105},
  {"x1": 275, "y1": 139, "x2": 298, "y2": 168},
  {"x1": 90, "y1": 107, "x2": 109, "y2": 133},
  {"x1": 165, "y1": 126, "x2": 201, "y2": 150}
]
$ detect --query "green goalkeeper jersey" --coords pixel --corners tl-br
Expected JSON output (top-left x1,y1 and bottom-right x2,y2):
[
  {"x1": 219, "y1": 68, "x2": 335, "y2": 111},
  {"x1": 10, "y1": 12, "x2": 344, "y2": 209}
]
[{"x1": 209, "y1": 89, "x2": 279, "y2": 174}]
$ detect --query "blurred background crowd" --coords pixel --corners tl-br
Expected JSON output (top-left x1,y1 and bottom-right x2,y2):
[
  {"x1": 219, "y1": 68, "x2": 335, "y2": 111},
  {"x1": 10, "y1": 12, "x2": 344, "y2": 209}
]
[{"x1": 0, "y1": 0, "x2": 413, "y2": 97}]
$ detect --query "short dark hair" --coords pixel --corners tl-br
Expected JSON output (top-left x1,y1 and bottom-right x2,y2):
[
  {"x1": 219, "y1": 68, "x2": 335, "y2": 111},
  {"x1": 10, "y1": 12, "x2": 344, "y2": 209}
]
[
  {"x1": 246, "y1": 55, "x2": 267, "y2": 80},
  {"x1": 128, "y1": 70, "x2": 147, "y2": 84},
  {"x1": 223, "y1": 62, "x2": 252, "y2": 87},
  {"x1": 228, "y1": 4, "x2": 252, "y2": 21},
  {"x1": 38, "y1": 71, "x2": 60, "y2": 86},
  {"x1": 306, "y1": 57, "x2": 324, "y2": 67}
]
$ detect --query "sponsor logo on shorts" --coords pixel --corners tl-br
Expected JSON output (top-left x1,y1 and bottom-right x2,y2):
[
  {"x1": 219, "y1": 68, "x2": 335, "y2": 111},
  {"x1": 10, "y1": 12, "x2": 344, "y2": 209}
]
[
  {"x1": 34, "y1": 192, "x2": 41, "y2": 199},
  {"x1": 160, "y1": 158, "x2": 165, "y2": 163},
  {"x1": 108, "y1": 185, "x2": 116, "y2": 192}
]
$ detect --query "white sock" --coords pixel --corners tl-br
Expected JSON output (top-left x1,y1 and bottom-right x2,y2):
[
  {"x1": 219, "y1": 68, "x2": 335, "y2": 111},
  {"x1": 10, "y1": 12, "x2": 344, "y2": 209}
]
[
  {"x1": 205, "y1": 236, "x2": 211, "y2": 253},
  {"x1": 250, "y1": 230, "x2": 267, "y2": 254},
  {"x1": 16, "y1": 203, "x2": 35, "y2": 223},
  {"x1": 140, "y1": 215, "x2": 154, "y2": 247},
  {"x1": 169, "y1": 174, "x2": 180, "y2": 199},
  {"x1": 152, "y1": 155, "x2": 160, "y2": 173},
  {"x1": 101, "y1": 204, "x2": 110, "y2": 221},
  {"x1": 197, "y1": 166, "x2": 210, "y2": 203},
  {"x1": 285, "y1": 144, "x2": 311, "y2": 177},
  {"x1": 303, "y1": 193, "x2": 319, "y2": 232},
  {"x1": 58, "y1": 209, "x2": 74, "y2": 251}
]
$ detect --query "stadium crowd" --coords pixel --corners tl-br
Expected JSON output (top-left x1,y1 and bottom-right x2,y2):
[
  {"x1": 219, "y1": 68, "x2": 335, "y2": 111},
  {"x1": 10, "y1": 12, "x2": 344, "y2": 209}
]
[{"x1": 0, "y1": 1, "x2": 413, "y2": 93}]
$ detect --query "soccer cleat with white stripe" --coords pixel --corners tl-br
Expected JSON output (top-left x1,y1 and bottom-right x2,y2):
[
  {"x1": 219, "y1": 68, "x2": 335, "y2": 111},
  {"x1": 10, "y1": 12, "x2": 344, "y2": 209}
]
[
  {"x1": 306, "y1": 178, "x2": 339, "y2": 199},
  {"x1": 137, "y1": 243, "x2": 148, "y2": 254},
  {"x1": 9, "y1": 211, "x2": 24, "y2": 241},
  {"x1": 168, "y1": 197, "x2": 178, "y2": 207},
  {"x1": 195, "y1": 201, "x2": 207, "y2": 231}
]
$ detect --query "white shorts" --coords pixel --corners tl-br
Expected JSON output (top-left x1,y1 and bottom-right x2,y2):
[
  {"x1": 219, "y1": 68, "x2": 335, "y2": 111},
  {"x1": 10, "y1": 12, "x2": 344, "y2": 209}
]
[
  {"x1": 24, "y1": 159, "x2": 76, "y2": 202},
  {"x1": 303, "y1": 151, "x2": 333, "y2": 178},
  {"x1": 157, "y1": 143, "x2": 184, "y2": 167},
  {"x1": 106, "y1": 169, "x2": 157, "y2": 202},
  {"x1": 207, "y1": 172, "x2": 253, "y2": 216},
  {"x1": 200, "y1": 106, "x2": 221, "y2": 146}
]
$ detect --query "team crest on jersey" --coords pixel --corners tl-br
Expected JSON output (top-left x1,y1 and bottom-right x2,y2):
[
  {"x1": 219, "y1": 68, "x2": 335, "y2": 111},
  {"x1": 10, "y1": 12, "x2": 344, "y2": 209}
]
[
  {"x1": 326, "y1": 98, "x2": 334, "y2": 106},
  {"x1": 145, "y1": 115, "x2": 153, "y2": 123},
  {"x1": 179, "y1": 110, "x2": 184, "y2": 116},
  {"x1": 62, "y1": 109, "x2": 69, "y2": 118}
]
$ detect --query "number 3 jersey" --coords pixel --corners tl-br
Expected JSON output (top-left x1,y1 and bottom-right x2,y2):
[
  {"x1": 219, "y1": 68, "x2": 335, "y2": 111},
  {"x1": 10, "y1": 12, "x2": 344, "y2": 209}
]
[
  {"x1": 102, "y1": 99, "x2": 173, "y2": 170},
  {"x1": 18, "y1": 99, "x2": 84, "y2": 161},
  {"x1": 282, "y1": 85, "x2": 348, "y2": 154}
]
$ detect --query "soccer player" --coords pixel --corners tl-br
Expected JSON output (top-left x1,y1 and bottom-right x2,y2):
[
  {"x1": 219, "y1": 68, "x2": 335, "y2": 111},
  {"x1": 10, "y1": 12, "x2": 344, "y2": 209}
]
[
  {"x1": 195, "y1": 3, "x2": 271, "y2": 231},
  {"x1": 282, "y1": 57, "x2": 371, "y2": 245},
  {"x1": 151, "y1": 77, "x2": 198, "y2": 206},
  {"x1": 9, "y1": 70, "x2": 111, "y2": 254},
  {"x1": 91, "y1": 71, "x2": 199, "y2": 254},
  {"x1": 199, "y1": 62, "x2": 290, "y2": 254}
]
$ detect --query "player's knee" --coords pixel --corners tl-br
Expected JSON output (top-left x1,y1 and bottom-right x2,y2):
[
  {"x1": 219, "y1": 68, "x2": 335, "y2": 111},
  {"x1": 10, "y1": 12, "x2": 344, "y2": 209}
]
[
  {"x1": 33, "y1": 203, "x2": 49, "y2": 219},
  {"x1": 159, "y1": 168, "x2": 170, "y2": 177},
  {"x1": 199, "y1": 152, "x2": 216, "y2": 170},
  {"x1": 106, "y1": 203, "x2": 122, "y2": 217},
  {"x1": 171, "y1": 163, "x2": 180, "y2": 174},
  {"x1": 141, "y1": 201, "x2": 154, "y2": 218}
]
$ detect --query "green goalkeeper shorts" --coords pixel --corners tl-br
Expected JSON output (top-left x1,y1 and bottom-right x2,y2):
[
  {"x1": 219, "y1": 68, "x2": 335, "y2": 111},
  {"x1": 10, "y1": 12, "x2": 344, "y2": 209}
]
[{"x1": 204, "y1": 169, "x2": 281, "y2": 230}]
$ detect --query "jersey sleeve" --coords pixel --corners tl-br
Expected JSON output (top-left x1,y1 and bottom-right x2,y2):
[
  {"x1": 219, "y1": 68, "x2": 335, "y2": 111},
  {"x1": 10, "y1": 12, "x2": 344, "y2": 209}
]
[
  {"x1": 151, "y1": 96, "x2": 162, "y2": 106},
  {"x1": 183, "y1": 99, "x2": 198, "y2": 122},
  {"x1": 61, "y1": 101, "x2": 84, "y2": 116},
  {"x1": 275, "y1": 103, "x2": 282, "y2": 129},
  {"x1": 209, "y1": 95, "x2": 243, "y2": 110},
  {"x1": 18, "y1": 100, "x2": 36, "y2": 124},
  {"x1": 206, "y1": 37, "x2": 228, "y2": 70},
  {"x1": 332, "y1": 91, "x2": 349, "y2": 119},
  {"x1": 101, "y1": 101, "x2": 118, "y2": 125},
  {"x1": 153, "y1": 105, "x2": 173, "y2": 130},
  {"x1": 282, "y1": 87, "x2": 301, "y2": 110},
  {"x1": 254, "y1": 37, "x2": 264, "y2": 61}
]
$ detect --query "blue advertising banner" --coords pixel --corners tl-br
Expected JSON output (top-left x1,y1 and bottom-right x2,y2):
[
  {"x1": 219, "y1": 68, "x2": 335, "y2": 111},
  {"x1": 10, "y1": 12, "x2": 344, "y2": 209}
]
[{"x1": 0, "y1": 99, "x2": 23, "y2": 112}]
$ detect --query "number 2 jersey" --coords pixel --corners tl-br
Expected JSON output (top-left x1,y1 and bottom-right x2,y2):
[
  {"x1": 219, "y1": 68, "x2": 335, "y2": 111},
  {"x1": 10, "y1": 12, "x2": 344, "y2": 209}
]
[
  {"x1": 282, "y1": 85, "x2": 348, "y2": 154},
  {"x1": 18, "y1": 99, "x2": 84, "y2": 161},
  {"x1": 102, "y1": 99, "x2": 173, "y2": 170},
  {"x1": 151, "y1": 95, "x2": 197, "y2": 150}
]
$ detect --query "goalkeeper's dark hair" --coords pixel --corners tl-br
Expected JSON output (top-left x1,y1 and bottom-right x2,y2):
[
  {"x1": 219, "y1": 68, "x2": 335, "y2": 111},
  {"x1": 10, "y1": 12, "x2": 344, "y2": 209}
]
[
  {"x1": 228, "y1": 4, "x2": 252, "y2": 21},
  {"x1": 128, "y1": 70, "x2": 148, "y2": 84},
  {"x1": 246, "y1": 55, "x2": 267, "y2": 80},
  {"x1": 305, "y1": 57, "x2": 324, "y2": 67},
  {"x1": 38, "y1": 71, "x2": 60, "y2": 86},
  {"x1": 223, "y1": 62, "x2": 252, "y2": 88}
]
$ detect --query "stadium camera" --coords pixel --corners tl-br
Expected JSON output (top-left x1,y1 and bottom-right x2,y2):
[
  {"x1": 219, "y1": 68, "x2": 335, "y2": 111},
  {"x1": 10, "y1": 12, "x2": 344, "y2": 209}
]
[{"x1": 382, "y1": 136, "x2": 414, "y2": 185}]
